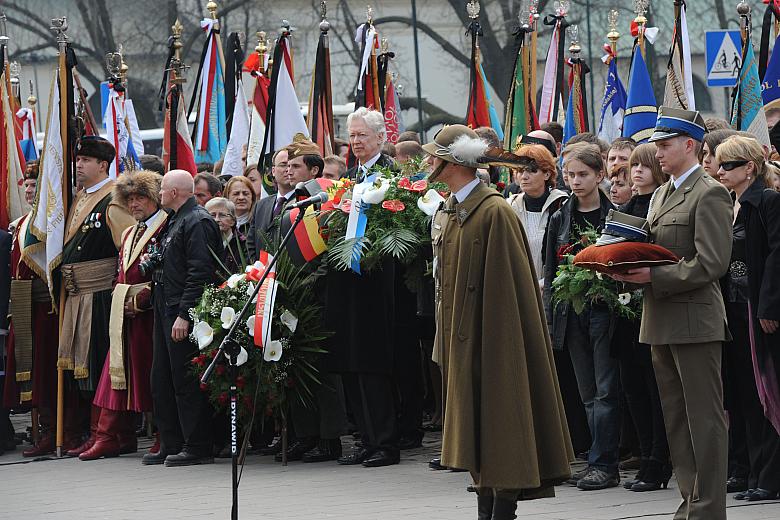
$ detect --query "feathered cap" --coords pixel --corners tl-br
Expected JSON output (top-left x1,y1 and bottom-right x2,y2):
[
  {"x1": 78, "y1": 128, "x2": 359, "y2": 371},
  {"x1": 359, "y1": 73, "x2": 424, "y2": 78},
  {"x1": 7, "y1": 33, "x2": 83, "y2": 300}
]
[
  {"x1": 112, "y1": 170, "x2": 162, "y2": 209},
  {"x1": 421, "y1": 125, "x2": 488, "y2": 169},
  {"x1": 286, "y1": 133, "x2": 321, "y2": 160}
]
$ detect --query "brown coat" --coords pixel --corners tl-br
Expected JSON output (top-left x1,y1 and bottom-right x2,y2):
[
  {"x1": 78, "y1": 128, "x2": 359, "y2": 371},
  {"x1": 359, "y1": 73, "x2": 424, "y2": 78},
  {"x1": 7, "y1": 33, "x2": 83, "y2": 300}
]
[
  {"x1": 432, "y1": 182, "x2": 573, "y2": 492},
  {"x1": 640, "y1": 167, "x2": 733, "y2": 345}
]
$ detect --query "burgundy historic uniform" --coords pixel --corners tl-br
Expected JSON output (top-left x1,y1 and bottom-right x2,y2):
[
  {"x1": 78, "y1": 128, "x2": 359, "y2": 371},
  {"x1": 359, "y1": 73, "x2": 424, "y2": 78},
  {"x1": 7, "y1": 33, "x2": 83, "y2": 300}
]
[
  {"x1": 94, "y1": 210, "x2": 167, "y2": 413},
  {"x1": 2, "y1": 215, "x2": 60, "y2": 456}
]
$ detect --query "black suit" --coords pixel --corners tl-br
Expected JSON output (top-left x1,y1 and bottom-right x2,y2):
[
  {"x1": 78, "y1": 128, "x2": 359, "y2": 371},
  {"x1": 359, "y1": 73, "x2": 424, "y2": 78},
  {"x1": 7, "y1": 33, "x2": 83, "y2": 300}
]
[
  {"x1": 247, "y1": 194, "x2": 290, "y2": 262},
  {"x1": 344, "y1": 153, "x2": 396, "y2": 181},
  {"x1": 329, "y1": 153, "x2": 401, "y2": 457}
]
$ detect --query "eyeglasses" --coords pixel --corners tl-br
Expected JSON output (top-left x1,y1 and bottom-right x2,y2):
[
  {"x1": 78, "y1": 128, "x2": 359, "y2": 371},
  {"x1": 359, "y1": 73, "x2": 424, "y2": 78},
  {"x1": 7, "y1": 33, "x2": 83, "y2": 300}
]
[
  {"x1": 720, "y1": 160, "x2": 749, "y2": 171},
  {"x1": 210, "y1": 212, "x2": 233, "y2": 220}
]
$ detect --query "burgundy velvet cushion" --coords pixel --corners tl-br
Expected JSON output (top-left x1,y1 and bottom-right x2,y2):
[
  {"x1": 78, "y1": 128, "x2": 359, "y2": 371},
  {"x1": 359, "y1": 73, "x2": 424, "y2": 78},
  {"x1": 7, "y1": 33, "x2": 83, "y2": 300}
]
[{"x1": 573, "y1": 242, "x2": 679, "y2": 275}]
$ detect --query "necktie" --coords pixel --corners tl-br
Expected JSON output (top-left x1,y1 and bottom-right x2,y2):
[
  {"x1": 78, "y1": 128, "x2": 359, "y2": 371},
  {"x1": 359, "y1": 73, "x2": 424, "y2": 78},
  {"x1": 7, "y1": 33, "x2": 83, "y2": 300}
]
[
  {"x1": 131, "y1": 221, "x2": 147, "y2": 251},
  {"x1": 273, "y1": 196, "x2": 286, "y2": 217},
  {"x1": 443, "y1": 195, "x2": 457, "y2": 212}
]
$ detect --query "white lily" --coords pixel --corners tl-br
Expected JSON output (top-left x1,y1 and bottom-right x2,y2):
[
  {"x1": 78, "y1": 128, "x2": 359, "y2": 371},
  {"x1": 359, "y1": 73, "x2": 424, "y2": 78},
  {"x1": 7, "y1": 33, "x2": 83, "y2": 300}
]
[
  {"x1": 417, "y1": 189, "x2": 446, "y2": 216},
  {"x1": 246, "y1": 315, "x2": 256, "y2": 337},
  {"x1": 618, "y1": 293, "x2": 632, "y2": 305},
  {"x1": 193, "y1": 321, "x2": 214, "y2": 350},
  {"x1": 264, "y1": 340, "x2": 283, "y2": 362},
  {"x1": 226, "y1": 273, "x2": 246, "y2": 289},
  {"x1": 280, "y1": 310, "x2": 298, "y2": 333},
  {"x1": 220, "y1": 307, "x2": 236, "y2": 329},
  {"x1": 235, "y1": 347, "x2": 248, "y2": 367},
  {"x1": 361, "y1": 178, "x2": 390, "y2": 204}
]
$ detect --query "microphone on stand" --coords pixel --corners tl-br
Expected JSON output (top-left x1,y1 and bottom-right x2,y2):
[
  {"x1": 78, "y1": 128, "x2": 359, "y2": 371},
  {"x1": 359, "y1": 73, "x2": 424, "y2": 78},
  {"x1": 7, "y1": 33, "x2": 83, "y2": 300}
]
[{"x1": 288, "y1": 191, "x2": 328, "y2": 210}]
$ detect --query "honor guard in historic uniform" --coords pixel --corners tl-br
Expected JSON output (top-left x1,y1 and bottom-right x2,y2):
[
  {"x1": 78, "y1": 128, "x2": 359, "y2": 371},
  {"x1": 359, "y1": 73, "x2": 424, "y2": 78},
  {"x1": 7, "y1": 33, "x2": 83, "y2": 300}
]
[
  {"x1": 59, "y1": 136, "x2": 136, "y2": 457},
  {"x1": 614, "y1": 107, "x2": 733, "y2": 520},
  {"x1": 2, "y1": 165, "x2": 62, "y2": 457},
  {"x1": 80, "y1": 171, "x2": 168, "y2": 460},
  {"x1": 424, "y1": 125, "x2": 573, "y2": 519}
]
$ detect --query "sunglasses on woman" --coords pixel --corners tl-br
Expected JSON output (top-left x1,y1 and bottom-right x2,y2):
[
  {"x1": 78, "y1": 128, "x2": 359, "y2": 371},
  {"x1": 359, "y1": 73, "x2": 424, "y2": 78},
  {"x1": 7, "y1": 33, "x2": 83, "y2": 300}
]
[{"x1": 719, "y1": 160, "x2": 749, "y2": 171}]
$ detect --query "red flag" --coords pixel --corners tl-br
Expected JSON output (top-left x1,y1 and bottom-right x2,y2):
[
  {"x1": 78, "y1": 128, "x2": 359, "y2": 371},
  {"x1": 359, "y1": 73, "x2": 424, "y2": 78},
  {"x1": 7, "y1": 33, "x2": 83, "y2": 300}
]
[
  {"x1": 383, "y1": 76, "x2": 401, "y2": 144},
  {"x1": 466, "y1": 48, "x2": 491, "y2": 130}
]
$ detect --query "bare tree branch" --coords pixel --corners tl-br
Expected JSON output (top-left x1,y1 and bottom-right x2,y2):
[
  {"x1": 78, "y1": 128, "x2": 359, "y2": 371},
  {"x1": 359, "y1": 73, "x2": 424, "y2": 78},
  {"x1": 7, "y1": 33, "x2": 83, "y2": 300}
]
[{"x1": 373, "y1": 15, "x2": 469, "y2": 68}]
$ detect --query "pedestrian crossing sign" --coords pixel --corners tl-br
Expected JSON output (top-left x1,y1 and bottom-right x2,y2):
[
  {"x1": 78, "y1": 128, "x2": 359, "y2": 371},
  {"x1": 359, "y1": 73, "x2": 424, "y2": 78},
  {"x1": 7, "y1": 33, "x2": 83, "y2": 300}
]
[{"x1": 705, "y1": 30, "x2": 742, "y2": 87}]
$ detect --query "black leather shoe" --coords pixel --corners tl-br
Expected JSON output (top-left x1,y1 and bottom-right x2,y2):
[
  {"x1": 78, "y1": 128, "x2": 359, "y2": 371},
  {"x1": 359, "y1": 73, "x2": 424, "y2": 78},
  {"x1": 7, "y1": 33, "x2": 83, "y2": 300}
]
[
  {"x1": 164, "y1": 450, "x2": 214, "y2": 467},
  {"x1": 302, "y1": 439, "x2": 342, "y2": 463},
  {"x1": 275, "y1": 439, "x2": 317, "y2": 462},
  {"x1": 338, "y1": 448, "x2": 373, "y2": 465},
  {"x1": 362, "y1": 449, "x2": 400, "y2": 467},
  {"x1": 142, "y1": 451, "x2": 173, "y2": 466},
  {"x1": 727, "y1": 476, "x2": 749, "y2": 493},
  {"x1": 747, "y1": 488, "x2": 778, "y2": 501}
]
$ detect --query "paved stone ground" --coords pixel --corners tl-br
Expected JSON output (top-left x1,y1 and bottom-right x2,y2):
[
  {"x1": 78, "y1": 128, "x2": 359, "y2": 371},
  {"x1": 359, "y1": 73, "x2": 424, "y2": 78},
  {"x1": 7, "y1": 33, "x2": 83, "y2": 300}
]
[{"x1": 2, "y1": 413, "x2": 780, "y2": 520}]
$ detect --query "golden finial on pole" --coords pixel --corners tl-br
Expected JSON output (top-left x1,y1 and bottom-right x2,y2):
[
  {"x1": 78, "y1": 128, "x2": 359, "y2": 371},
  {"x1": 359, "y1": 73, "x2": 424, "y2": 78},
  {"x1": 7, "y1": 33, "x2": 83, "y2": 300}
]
[
  {"x1": 207, "y1": 1, "x2": 218, "y2": 20},
  {"x1": 381, "y1": 37, "x2": 389, "y2": 54},
  {"x1": 633, "y1": 0, "x2": 649, "y2": 27},
  {"x1": 255, "y1": 31, "x2": 267, "y2": 55},
  {"x1": 27, "y1": 80, "x2": 36, "y2": 108},
  {"x1": 169, "y1": 19, "x2": 188, "y2": 84},
  {"x1": 607, "y1": 9, "x2": 620, "y2": 56},
  {"x1": 633, "y1": 0, "x2": 648, "y2": 56},
  {"x1": 366, "y1": 5, "x2": 374, "y2": 25}
]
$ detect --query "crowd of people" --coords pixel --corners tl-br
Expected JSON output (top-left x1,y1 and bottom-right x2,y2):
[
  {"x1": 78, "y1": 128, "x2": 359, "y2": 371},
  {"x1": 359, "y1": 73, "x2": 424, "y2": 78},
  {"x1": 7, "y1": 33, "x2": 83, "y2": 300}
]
[{"x1": 1, "y1": 105, "x2": 780, "y2": 520}]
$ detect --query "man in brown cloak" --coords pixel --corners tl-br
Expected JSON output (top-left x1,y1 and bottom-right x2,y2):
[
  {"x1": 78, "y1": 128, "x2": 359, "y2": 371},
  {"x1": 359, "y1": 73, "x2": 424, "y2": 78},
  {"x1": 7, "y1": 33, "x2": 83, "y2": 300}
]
[{"x1": 423, "y1": 125, "x2": 573, "y2": 520}]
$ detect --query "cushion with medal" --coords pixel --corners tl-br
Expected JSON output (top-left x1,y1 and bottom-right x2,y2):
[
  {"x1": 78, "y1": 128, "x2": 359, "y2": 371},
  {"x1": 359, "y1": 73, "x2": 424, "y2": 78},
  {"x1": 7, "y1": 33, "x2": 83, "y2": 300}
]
[{"x1": 573, "y1": 242, "x2": 679, "y2": 275}]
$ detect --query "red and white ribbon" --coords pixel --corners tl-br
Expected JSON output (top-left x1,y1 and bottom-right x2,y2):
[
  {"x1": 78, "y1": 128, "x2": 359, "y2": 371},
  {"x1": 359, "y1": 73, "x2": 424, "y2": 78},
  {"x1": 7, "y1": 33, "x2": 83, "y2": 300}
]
[{"x1": 247, "y1": 251, "x2": 277, "y2": 349}]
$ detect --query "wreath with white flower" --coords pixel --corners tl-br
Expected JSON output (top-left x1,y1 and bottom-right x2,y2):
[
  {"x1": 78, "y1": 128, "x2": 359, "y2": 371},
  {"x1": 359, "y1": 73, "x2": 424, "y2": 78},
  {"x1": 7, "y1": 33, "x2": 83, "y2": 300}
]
[
  {"x1": 552, "y1": 226, "x2": 642, "y2": 320},
  {"x1": 318, "y1": 156, "x2": 449, "y2": 288},
  {"x1": 188, "y1": 252, "x2": 329, "y2": 422}
]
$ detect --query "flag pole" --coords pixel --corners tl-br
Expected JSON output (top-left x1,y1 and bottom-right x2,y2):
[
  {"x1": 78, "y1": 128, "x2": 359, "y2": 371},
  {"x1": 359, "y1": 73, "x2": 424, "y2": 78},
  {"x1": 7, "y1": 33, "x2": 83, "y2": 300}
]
[
  {"x1": 529, "y1": 0, "x2": 539, "y2": 120},
  {"x1": 51, "y1": 15, "x2": 69, "y2": 458}
]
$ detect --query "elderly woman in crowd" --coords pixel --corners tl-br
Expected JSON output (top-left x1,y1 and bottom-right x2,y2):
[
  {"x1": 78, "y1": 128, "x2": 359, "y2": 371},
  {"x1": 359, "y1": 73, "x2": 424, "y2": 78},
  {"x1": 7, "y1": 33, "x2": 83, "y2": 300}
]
[
  {"x1": 205, "y1": 197, "x2": 245, "y2": 277},
  {"x1": 715, "y1": 135, "x2": 780, "y2": 502},
  {"x1": 507, "y1": 144, "x2": 568, "y2": 285},
  {"x1": 223, "y1": 176, "x2": 256, "y2": 239}
]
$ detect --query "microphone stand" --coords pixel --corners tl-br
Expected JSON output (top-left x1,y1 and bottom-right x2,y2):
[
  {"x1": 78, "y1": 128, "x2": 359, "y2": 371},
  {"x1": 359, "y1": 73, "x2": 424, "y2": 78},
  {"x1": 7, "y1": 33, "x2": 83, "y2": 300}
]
[{"x1": 201, "y1": 207, "x2": 308, "y2": 520}]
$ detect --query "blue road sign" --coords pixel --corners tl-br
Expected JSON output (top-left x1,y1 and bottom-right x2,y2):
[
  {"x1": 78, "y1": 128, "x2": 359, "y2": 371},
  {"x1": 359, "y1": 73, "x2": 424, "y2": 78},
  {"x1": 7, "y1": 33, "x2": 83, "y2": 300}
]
[{"x1": 706, "y1": 30, "x2": 742, "y2": 88}]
